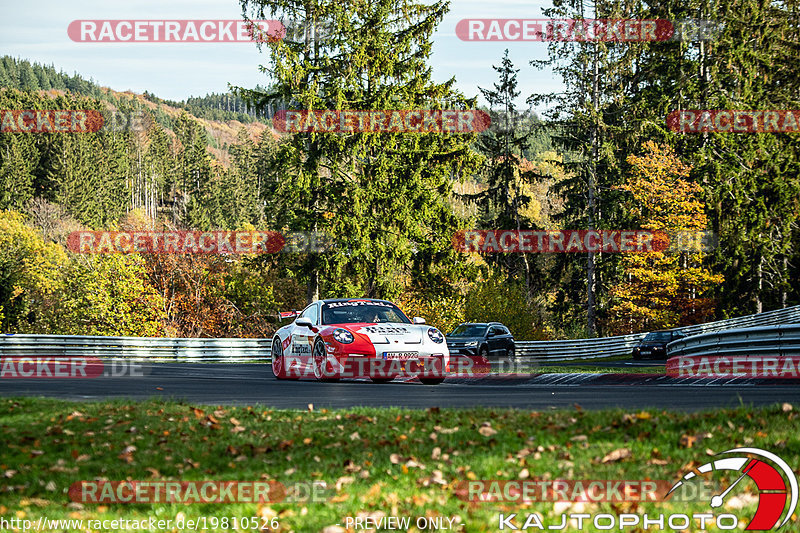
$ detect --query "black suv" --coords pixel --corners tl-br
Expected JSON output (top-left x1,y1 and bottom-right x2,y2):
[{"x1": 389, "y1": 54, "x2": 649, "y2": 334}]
[
  {"x1": 632, "y1": 329, "x2": 687, "y2": 360},
  {"x1": 446, "y1": 322, "x2": 515, "y2": 358}
]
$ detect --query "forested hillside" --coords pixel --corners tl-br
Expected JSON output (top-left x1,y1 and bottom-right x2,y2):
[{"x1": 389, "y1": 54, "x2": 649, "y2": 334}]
[{"x1": 0, "y1": 56, "x2": 274, "y2": 124}]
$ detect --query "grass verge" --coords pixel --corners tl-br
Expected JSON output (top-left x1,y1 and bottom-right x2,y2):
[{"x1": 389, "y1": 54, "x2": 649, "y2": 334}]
[{"x1": 1, "y1": 398, "x2": 797, "y2": 532}]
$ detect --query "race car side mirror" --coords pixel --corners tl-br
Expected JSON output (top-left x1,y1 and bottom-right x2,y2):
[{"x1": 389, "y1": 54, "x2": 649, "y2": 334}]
[
  {"x1": 296, "y1": 317, "x2": 313, "y2": 328},
  {"x1": 412, "y1": 317, "x2": 426, "y2": 324}
]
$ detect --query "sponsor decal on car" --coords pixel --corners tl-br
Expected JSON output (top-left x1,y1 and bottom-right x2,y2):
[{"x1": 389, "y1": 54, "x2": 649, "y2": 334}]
[
  {"x1": 290, "y1": 345, "x2": 311, "y2": 355},
  {"x1": 362, "y1": 326, "x2": 411, "y2": 335},
  {"x1": 326, "y1": 301, "x2": 394, "y2": 308}
]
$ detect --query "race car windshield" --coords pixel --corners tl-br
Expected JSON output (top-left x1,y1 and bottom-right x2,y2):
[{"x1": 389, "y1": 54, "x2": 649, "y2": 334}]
[
  {"x1": 643, "y1": 331, "x2": 672, "y2": 342},
  {"x1": 321, "y1": 301, "x2": 411, "y2": 325},
  {"x1": 449, "y1": 324, "x2": 488, "y2": 337}
]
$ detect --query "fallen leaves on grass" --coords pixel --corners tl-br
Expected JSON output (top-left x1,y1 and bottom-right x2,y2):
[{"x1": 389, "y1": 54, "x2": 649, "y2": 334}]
[
  {"x1": 335, "y1": 476, "x2": 354, "y2": 490},
  {"x1": 117, "y1": 445, "x2": 136, "y2": 464},
  {"x1": 478, "y1": 422, "x2": 497, "y2": 437},
  {"x1": 601, "y1": 448, "x2": 631, "y2": 463},
  {"x1": 679, "y1": 431, "x2": 712, "y2": 448},
  {"x1": 231, "y1": 425, "x2": 246, "y2": 434}
]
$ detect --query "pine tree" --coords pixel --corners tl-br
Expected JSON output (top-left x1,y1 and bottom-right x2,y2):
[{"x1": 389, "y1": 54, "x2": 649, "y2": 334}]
[
  {"x1": 623, "y1": 0, "x2": 800, "y2": 314},
  {"x1": 239, "y1": 0, "x2": 481, "y2": 302},
  {"x1": 18, "y1": 61, "x2": 40, "y2": 91},
  {"x1": 529, "y1": 0, "x2": 651, "y2": 335},
  {"x1": 469, "y1": 50, "x2": 541, "y2": 296}
]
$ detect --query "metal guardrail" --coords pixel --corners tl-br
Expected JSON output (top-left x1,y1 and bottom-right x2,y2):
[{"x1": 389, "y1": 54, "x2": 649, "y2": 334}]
[
  {"x1": 1, "y1": 305, "x2": 798, "y2": 363},
  {"x1": 666, "y1": 324, "x2": 800, "y2": 359},
  {"x1": 0, "y1": 335, "x2": 272, "y2": 363},
  {"x1": 514, "y1": 305, "x2": 800, "y2": 361}
]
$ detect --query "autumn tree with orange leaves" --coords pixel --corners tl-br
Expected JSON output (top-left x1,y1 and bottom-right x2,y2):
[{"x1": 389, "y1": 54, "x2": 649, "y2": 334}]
[{"x1": 605, "y1": 142, "x2": 723, "y2": 334}]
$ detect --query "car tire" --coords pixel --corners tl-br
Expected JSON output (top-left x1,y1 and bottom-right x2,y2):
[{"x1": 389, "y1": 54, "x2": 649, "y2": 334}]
[
  {"x1": 370, "y1": 377, "x2": 393, "y2": 384},
  {"x1": 420, "y1": 378, "x2": 444, "y2": 385},
  {"x1": 312, "y1": 338, "x2": 339, "y2": 382},
  {"x1": 272, "y1": 337, "x2": 295, "y2": 380},
  {"x1": 506, "y1": 346, "x2": 515, "y2": 358}
]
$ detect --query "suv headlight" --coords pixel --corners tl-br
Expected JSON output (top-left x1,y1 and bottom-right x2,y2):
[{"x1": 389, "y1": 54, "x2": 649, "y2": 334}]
[
  {"x1": 427, "y1": 328, "x2": 444, "y2": 343},
  {"x1": 333, "y1": 328, "x2": 354, "y2": 344},
  {"x1": 465, "y1": 341, "x2": 478, "y2": 347}
]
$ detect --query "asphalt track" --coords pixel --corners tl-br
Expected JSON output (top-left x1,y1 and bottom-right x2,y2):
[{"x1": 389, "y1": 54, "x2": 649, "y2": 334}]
[{"x1": 1, "y1": 362, "x2": 799, "y2": 410}]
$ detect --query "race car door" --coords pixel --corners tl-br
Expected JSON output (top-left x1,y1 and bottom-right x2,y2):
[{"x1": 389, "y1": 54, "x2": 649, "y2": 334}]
[{"x1": 291, "y1": 302, "x2": 319, "y2": 366}]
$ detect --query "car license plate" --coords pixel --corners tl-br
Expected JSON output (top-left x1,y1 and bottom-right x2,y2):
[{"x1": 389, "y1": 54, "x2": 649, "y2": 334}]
[
  {"x1": 384, "y1": 352, "x2": 418, "y2": 360},
  {"x1": 640, "y1": 350, "x2": 651, "y2": 355}
]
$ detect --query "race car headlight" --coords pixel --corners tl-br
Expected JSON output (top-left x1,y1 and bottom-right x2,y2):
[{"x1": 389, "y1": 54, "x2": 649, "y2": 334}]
[
  {"x1": 427, "y1": 328, "x2": 444, "y2": 344},
  {"x1": 333, "y1": 328, "x2": 354, "y2": 344}
]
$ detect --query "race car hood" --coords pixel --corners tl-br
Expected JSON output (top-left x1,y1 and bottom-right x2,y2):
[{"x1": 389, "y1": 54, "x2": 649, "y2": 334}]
[{"x1": 343, "y1": 322, "x2": 424, "y2": 345}]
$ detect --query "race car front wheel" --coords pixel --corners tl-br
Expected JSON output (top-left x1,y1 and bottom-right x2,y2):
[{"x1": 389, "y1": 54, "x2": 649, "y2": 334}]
[{"x1": 312, "y1": 339, "x2": 340, "y2": 382}]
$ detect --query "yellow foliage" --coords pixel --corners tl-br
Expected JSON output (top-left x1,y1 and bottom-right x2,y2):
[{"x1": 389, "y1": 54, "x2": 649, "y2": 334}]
[{"x1": 606, "y1": 143, "x2": 723, "y2": 334}]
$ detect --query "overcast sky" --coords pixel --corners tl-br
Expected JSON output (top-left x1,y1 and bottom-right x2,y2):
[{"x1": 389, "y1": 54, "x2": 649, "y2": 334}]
[{"x1": 0, "y1": 0, "x2": 560, "y2": 110}]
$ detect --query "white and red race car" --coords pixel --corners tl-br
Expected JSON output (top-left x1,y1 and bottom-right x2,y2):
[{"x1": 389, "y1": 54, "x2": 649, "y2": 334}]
[{"x1": 271, "y1": 299, "x2": 449, "y2": 384}]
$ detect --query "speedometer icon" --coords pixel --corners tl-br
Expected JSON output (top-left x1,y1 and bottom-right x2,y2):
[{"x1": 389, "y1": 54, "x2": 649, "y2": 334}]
[{"x1": 668, "y1": 447, "x2": 798, "y2": 530}]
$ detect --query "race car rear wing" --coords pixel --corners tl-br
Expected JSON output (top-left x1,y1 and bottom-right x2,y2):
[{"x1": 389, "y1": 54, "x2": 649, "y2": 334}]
[{"x1": 279, "y1": 310, "x2": 299, "y2": 320}]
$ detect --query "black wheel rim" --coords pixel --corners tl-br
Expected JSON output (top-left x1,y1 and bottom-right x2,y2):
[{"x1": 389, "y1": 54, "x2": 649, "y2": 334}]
[
  {"x1": 313, "y1": 341, "x2": 326, "y2": 379},
  {"x1": 272, "y1": 338, "x2": 283, "y2": 376}
]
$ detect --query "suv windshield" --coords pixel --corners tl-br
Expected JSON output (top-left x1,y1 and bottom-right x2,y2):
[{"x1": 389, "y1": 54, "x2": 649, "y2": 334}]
[
  {"x1": 449, "y1": 324, "x2": 488, "y2": 337},
  {"x1": 643, "y1": 331, "x2": 673, "y2": 342},
  {"x1": 321, "y1": 301, "x2": 410, "y2": 325}
]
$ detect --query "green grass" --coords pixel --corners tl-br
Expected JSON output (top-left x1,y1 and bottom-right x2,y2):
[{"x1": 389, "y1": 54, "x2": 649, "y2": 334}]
[{"x1": 1, "y1": 398, "x2": 797, "y2": 532}]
